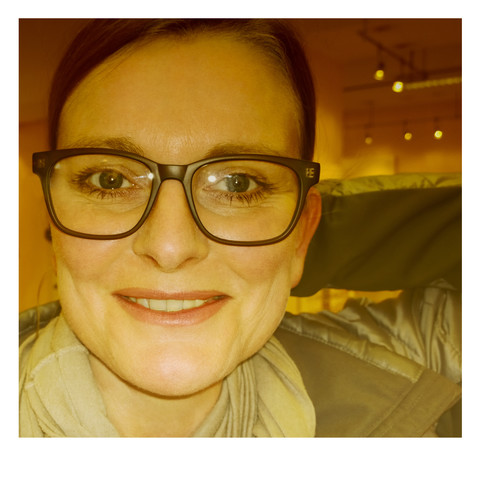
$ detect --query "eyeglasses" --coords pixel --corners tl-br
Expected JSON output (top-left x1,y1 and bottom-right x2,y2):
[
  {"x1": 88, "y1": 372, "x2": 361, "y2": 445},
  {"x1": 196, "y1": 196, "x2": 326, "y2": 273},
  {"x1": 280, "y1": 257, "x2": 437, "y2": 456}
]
[{"x1": 32, "y1": 148, "x2": 320, "y2": 246}]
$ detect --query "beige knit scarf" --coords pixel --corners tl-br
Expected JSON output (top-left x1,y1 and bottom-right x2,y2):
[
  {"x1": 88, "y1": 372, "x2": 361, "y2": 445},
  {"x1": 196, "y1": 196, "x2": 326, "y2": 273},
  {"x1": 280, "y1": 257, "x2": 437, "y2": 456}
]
[{"x1": 19, "y1": 315, "x2": 315, "y2": 437}]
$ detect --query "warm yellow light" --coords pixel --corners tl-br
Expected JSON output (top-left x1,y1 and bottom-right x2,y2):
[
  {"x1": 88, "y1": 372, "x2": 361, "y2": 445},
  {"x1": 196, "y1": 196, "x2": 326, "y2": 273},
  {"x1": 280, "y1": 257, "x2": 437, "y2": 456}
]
[
  {"x1": 364, "y1": 135, "x2": 373, "y2": 145},
  {"x1": 374, "y1": 68, "x2": 385, "y2": 81},
  {"x1": 434, "y1": 129, "x2": 443, "y2": 140},
  {"x1": 404, "y1": 131, "x2": 413, "y2": 141},
  {"x1": 392, "y1": 80, "x2": 404, "y2": 93},
  {"x1": 405, "y1": 76, "x2": 462, "y2": 90}
]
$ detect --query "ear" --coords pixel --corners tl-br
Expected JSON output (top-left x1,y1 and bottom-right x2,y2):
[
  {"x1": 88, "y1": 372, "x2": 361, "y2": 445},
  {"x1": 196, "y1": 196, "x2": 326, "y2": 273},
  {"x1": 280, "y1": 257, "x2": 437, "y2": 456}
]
[{"x1": 290, "y1": 188, "x2": 322, "y2": 288}]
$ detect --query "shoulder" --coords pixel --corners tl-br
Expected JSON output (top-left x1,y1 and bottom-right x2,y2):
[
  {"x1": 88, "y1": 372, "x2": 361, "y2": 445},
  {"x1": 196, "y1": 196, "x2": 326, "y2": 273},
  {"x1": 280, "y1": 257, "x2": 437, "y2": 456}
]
[
  {"x1": 276, "y1": 309, "x2": 461, "y2": 437},
  {"x1": 277, "y1": 309, "x2": 425, "y2": 385},
  {"x1": 20, "y1": 301, "x2": 62, "y2": 346}
]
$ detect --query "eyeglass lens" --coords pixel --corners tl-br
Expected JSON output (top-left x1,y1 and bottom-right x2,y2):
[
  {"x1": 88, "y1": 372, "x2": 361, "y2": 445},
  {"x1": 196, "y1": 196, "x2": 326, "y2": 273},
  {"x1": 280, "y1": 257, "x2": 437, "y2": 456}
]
[{"x1": 49, "y1": 154, "x2": 300, "y2": 242}]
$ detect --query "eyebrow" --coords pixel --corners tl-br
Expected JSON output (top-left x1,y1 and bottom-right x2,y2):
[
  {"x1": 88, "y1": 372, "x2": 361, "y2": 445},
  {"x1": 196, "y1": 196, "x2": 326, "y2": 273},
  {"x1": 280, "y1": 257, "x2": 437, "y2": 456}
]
[
  {"x1": 64, "y1": 136, "x2": 289, "y2": 160},
  {"x1": 64, "y1": 136, "x2": 146, "y2": 156},
  {"x1": 204, "y1": 142, "x2": 289, "y2": 158}
]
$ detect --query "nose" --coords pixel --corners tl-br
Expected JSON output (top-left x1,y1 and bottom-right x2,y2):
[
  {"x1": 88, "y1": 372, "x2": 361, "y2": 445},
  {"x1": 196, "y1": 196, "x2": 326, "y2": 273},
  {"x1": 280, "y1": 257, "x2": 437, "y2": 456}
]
[{"x1": 132, "y1": 180, "x2": 209, "y2": 271}]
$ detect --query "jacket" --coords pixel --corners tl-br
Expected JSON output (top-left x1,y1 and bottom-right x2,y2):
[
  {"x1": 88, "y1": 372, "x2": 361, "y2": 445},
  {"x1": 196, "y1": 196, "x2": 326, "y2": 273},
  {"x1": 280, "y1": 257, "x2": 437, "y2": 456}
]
[{"x1": 19, "y1": 172, "x2": 462, "y2": 437}]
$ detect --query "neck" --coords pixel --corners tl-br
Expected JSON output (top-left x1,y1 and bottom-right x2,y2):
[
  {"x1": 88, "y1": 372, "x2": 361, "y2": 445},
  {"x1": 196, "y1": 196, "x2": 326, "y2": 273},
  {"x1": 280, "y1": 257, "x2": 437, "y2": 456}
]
[{"x1": 89, "y1": 354, "x2": 222, "y2": 437}]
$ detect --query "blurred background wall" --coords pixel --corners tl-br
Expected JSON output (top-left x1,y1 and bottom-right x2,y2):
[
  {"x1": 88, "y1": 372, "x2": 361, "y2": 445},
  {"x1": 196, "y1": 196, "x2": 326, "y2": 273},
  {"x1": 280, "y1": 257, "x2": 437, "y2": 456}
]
[{"x1": 19, "y1": 18, "x2": 462, "y2": 312}]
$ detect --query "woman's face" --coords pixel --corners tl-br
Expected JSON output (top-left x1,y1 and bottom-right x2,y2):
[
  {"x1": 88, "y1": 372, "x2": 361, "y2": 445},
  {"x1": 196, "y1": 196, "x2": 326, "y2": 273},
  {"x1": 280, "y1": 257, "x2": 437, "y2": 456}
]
[{"x1": 54, "y1": 35, "x2": 320, "y2": 397}]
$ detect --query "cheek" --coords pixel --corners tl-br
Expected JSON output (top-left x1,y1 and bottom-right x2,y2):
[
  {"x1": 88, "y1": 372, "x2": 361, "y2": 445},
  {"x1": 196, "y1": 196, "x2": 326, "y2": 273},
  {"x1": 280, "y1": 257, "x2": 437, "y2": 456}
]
[
  {"x1": 52, "y1": 232, "x2": 122, "y2": 281},
  {"x1": 229, "y1": 234, "x2": 301, "y2": 293},
  {"x1": 51, "y1": 232, "x2": 136, "y2": 364},
  {"x1": 51, "y1": 232, "x2": 127, "y2": 316},
  {"x1": 223, "y1": 240, "x2": 298, "y2": 350},
  {"x1": 229, "y1": 242, "x2": 295, "y2": 291}
]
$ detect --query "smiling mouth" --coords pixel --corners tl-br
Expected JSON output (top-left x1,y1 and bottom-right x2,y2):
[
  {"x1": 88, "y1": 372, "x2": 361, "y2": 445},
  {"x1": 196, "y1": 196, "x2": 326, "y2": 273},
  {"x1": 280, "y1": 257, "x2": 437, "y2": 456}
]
[{"x1": 123, "y1": 296, "x2": 226, "y2": 313}]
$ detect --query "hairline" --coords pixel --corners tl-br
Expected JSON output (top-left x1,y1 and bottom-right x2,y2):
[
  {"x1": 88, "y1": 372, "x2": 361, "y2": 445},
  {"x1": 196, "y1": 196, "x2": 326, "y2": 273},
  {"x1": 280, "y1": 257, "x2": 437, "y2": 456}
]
[
  {"x1": 58, "y1": 30, "x2": 305, "y2": 158},
  {"x1": 50, "y1": 20, "x2": 314, "y2": 159}
]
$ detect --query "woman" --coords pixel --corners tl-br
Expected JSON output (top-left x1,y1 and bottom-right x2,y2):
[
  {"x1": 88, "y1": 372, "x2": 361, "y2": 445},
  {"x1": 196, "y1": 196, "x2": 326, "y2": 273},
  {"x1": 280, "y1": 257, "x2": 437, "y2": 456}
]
[{"x1": 19, "y1": 19, "x2": 461, "y2": 437}]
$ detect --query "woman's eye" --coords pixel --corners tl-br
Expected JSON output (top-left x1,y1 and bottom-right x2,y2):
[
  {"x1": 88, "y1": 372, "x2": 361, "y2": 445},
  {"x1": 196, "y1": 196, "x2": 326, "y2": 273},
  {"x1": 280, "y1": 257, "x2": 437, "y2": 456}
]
[
  {"x1": 216, "y1": 174, "x2": 258, "y2": 193},
  {"x1": 90, "y1": 170, "x2": 132, "y2": 190}
]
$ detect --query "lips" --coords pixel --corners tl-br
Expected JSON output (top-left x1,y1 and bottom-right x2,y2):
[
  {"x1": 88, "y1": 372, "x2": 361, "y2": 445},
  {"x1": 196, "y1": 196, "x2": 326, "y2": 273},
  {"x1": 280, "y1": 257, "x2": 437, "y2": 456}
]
[
  {"x1": 124, "y1": 296, "x2": 224, "y2": 312},
  {"x1": 114, "y1": 288, "x2": 230, "y2": 326}
]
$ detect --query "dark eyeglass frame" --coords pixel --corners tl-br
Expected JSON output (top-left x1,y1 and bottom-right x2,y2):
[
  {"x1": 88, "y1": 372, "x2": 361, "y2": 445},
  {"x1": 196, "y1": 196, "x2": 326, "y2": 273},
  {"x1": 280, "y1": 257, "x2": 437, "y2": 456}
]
[{"x1": 32, "y1": 148, "x2": 320, "y2": 246}]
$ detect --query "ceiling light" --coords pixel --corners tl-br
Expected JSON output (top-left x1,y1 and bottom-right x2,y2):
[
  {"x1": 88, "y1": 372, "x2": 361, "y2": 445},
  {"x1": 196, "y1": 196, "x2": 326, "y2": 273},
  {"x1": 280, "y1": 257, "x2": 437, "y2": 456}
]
[
  {"x1": 433, "y1": 118, "x2": 443, "y2": 139},
  {"x1": 392, "y1": 80, "x2": 404, "y2": 93},
  {"x1": 402, "y1": 121, "x2": 412, "y2": 141},
  {"x1": 434, "y1": 129, "x2": 443, "y2": 140},
  {"x1": 374, "y1": 62, "x2": 385, "y2": 81}
]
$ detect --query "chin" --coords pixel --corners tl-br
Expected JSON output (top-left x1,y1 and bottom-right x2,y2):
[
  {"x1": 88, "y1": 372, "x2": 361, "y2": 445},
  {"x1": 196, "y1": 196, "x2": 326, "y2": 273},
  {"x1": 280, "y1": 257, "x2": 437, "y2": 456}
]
[{"x1": 114, "y1": 346, "x2": 229, "y2": 398}]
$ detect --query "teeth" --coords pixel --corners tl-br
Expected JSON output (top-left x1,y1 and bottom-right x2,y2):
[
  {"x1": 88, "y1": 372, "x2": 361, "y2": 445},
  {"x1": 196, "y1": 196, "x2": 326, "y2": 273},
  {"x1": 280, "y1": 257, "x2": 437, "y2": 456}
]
[
  {"x1": 167, "y1": 299, "x2": 184, "y2": 312},
  {"x1": 137, "y1": 298, "x2": 149, "y2": 309},
  {"x1": 127, "y1": 297, "x2": 209, "y2": 312},
  {"x1": 149, "y1": 299, "x2": 166, "y2": 311}
]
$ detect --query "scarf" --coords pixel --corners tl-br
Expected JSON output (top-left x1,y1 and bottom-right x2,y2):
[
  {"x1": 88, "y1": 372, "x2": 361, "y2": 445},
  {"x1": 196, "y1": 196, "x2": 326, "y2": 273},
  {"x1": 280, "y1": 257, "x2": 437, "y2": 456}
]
[{"x1": 19, "y1": 315, "x2": 315, "y2": 437}]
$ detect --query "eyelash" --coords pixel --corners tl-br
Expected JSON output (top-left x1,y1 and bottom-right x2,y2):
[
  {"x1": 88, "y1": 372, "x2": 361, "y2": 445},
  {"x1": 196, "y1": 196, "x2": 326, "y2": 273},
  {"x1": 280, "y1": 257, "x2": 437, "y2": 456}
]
[
  {"x1": 213, "y1": 189, "x2": 269, "y2": 206},
  {"x1": 207, "y1": 178, "x2": 276, "y2": 206},
  {"x1": 70, "y1": 168, "x2": 134, "y2": 199}
]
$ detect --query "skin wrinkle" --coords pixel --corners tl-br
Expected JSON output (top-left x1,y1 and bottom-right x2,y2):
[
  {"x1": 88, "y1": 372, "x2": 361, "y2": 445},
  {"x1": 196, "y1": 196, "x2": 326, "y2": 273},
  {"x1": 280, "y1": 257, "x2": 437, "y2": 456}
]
[{"x1": 52, "y1": 34, "x2": 321, "y2": 436}]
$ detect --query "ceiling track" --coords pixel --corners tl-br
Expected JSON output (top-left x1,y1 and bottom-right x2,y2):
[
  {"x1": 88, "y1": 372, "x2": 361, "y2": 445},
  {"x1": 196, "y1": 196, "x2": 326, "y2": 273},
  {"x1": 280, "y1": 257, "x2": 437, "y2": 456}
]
[
  {"x1": 357, "y1": 29, "x2": 427, "y2": 78},
  {"x1": 344, "y1": 66, "x2": 462, "y2": 93}
]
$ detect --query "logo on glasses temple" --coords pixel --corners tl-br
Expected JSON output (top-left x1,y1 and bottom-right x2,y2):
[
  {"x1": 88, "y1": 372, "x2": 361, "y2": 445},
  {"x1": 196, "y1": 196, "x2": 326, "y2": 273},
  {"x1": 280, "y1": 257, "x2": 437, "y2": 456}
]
[
  {"x1": 305, "y1": 167, "x2": 316, "y2": 179},
  {"x1": 36, "y1": 157, "x2": 46, "y2": 169}
]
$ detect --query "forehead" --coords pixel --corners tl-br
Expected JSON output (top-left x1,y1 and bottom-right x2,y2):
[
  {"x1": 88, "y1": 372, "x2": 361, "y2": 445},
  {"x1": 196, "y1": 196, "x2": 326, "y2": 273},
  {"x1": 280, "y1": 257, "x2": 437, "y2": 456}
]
[{"x1": 58, "y1": 34, "x2": 301, "y2": 159}]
